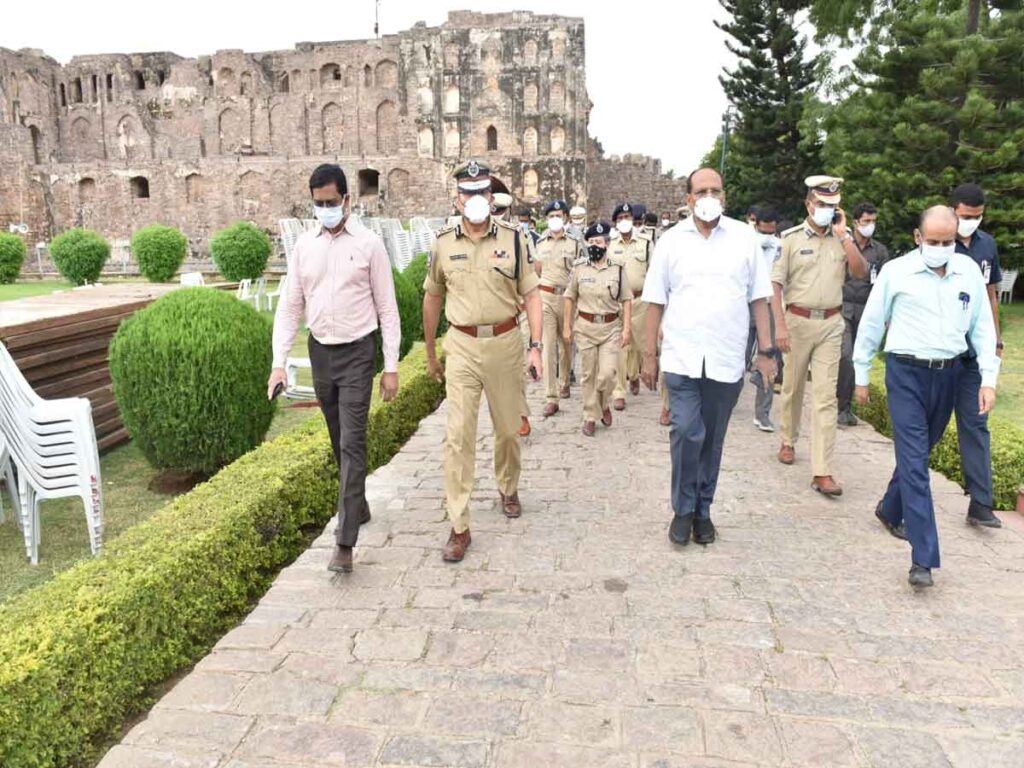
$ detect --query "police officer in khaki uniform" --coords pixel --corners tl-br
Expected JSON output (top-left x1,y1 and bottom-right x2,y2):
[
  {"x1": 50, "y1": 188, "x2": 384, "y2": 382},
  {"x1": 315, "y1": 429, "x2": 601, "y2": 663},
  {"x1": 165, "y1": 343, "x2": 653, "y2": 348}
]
[
  {"x1": 564, "y1": 221, "x2": 633, "y2": 436},
  {"x1": 536, "y1": 199, "x2": 584, "y2": 417},
  {"x1": 608, "y1": 202, "x2": 652, "y2": 411},
  {"x1": 772, "y1": 176, "x2": 868, "y2": 496},
  {"x1": 423, "y1": 161, "x2": 543, "y2": 562}
]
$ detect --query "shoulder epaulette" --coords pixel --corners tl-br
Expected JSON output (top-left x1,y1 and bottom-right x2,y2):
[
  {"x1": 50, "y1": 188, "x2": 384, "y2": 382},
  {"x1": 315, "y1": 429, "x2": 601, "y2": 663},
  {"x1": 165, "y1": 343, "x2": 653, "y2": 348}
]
[
  {"x1": 780, "y1": 225, "x2": 804, "y2": 238},
  {"x1": 495, "y1": 218, "x2": 519, "y2": 232},
  {"x1": 436, "y1": 223, "x2": 456, "y2": 238}
]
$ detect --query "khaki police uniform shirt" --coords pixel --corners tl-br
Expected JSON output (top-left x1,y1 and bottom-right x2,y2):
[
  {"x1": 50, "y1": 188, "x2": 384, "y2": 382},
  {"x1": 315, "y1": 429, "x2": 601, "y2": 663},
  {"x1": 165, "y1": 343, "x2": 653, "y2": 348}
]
[
  {"x1": 608, "y1": 234, "x2": 652, "y2": 298},
  {"x1": 772, "y1": 222, "x2": 847, "y2": 309},
  {"x1": 536, "y1": 232, "x2": 583, "y2": 290},
  {"x1": 566, "y1": 259, "x2": 631, "y2": 316},
  {"x1": 424, "y1": 217, "x2": 539, "y2": 326}
]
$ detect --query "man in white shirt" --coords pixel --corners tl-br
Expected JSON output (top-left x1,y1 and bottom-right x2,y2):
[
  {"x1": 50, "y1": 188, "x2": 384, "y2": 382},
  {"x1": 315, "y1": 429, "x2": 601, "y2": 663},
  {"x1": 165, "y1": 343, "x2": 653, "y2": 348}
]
[{"x1": 642, "y1": 168, "x2": 776, "y2": 547}]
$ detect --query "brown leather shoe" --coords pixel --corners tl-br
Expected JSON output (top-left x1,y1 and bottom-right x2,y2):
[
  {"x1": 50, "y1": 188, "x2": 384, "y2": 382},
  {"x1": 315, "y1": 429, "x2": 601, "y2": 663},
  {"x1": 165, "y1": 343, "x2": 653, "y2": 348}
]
[
  {"x1": 519, "y1": 417, "x2": 531, "y2": 437},
  {"x1": 542, "y1": 402, "x2": 559, "y2": 417},
  {"x1": 601, "y1": 408, "x2": 613, "y2": 427},
  {"x1": 559, "y1": 385, "x2": 571, "y2": 399},
  {"x1": 812, "y1": 475, "x2": 843, "y2": 496},
  {"x1": 630, "y1": 378, "x2": 640, "y2": 396},
  {"x1": 582, "y1": 420, "x2": 596, "y2": 437},
  {"x1": 442, "y1": 529, "x2": 471, "y2": 562},
  {"x1": 778, "y1": 444, "x2": 795, "y2": 465},
  {"x1": 328, "y1": 545, "x2": 353, "y2": 573},
  {"x1": 500, "y1": 492, "x2": 522, "y2": 518},
  {"x1": 613, "y1": 398, "x2": 626, "y2": 411},
  {"x1": 659, "y1": 408, "x2": 671, "y2": 427}
]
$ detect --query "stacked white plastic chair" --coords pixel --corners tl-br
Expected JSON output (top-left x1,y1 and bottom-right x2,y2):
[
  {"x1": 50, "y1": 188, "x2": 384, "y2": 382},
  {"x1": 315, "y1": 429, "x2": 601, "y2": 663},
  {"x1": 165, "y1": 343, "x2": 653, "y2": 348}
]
[
  {"x1": 0, "y1": 341, "x2": 103, "y2": 565},
  {"x1": 0, "y1": 430, "x2": 20, "y2": 526},
  {"x1": 248, "y1": 277, "x2": 267, "y2": 310},
  {"x1": 179, "y1": 272, "x2": 205, "y2": 287},
  {"x1": 284, "y1": 357, "x2": 317, "y2": 401},
  {"x1": 236, "y1": 278, "x2": 253, "y2": 302},
  {"x1": 264, "y1": 274, "x2": 288, "y2": 312},
  {"x1": 278, "y1": 218, "x2": 318, "y2": 269},
  {"x1": 999, "y1": 269, "x2": 1018, "y2": 304}
]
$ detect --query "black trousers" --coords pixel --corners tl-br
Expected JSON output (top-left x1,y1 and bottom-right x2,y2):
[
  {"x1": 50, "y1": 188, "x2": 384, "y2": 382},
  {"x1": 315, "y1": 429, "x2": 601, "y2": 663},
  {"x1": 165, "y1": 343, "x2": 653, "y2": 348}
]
[
  {"x1": 837, "y1": 301, "x2": 866, "y2": 413},
  {"x1": 309, "y1": 333, "x2": 376, "y2": 547}
]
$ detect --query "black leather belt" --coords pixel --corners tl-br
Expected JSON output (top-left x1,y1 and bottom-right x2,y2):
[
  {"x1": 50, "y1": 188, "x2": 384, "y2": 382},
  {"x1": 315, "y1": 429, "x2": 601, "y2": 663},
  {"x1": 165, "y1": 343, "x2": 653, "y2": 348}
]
[{"x1": 890, "y1": 353, "x2": 958, "y2": 370}]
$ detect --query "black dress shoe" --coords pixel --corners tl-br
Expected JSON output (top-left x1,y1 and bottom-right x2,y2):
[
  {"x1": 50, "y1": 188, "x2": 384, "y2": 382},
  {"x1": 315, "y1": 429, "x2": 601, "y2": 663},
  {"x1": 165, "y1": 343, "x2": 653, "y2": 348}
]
[
  {"x1": 328, "y1": 545, "x2": 353, "y2": 573},
  {"x1": 908, "y1": 564, "x2": 933, "y2": 588},
  {"x1": 359, "y1": 510, "x2": 372, "y2": 526},
  {"x1": 875, "y1": 501, "x2": 908, "y2": 541},
  {"x1": 669, "y1": 514, "x2": 693, "y2": 546},
  {"x1": 693, "y1": 517, "x2": 716, "y2": 545},
  {"x1": 967, "y1": 499, "x2": 1002, "y2": 529}
]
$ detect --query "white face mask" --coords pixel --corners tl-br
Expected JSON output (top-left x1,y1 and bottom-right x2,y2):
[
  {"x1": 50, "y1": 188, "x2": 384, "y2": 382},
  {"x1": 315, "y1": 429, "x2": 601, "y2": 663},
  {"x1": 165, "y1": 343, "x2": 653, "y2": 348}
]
[
  {"x1": 661, "y1": 219, "x2": 670, "y2": 227},
  {"x1": 857, "y1": 223, "x2": 876, "y2": 239},
  {"x1": 811, "y1": 206, "x2": 835, "y2": 228},
  {"x1": 921, "y1": 243, "x2": 954, "y2": 269},
  {"x1": 616, "y1": 219, "x2": 633, "y2": 235},
  {"x1": 957, "y1": 217, "x2": 982, "y2": 238},
  {"x1": 463, "y1": 194, "x2": 491, "y2": 224},
  {"x1": 546, "y1": 216, "x2": 565, "y2": 233},
  {"x1": 693, "y1": 197, "x2": 723, "y2": 223},
  {"x1": 314, "y1": 204, "x2": 344, "y2": 229}
]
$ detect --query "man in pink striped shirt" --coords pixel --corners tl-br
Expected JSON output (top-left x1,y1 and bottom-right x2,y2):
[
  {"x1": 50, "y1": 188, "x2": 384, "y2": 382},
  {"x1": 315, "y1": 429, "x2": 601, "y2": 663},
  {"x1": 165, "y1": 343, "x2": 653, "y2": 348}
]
[{"x1": 269, "y1": 164, "x2": 401, "y2": 574}]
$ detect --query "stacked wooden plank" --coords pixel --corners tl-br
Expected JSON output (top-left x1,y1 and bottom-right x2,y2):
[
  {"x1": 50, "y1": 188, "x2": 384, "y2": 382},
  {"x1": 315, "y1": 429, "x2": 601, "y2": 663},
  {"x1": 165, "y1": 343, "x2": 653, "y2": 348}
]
[{"x1": 0, "y1": 284, "x2": 198, "y2": 451}]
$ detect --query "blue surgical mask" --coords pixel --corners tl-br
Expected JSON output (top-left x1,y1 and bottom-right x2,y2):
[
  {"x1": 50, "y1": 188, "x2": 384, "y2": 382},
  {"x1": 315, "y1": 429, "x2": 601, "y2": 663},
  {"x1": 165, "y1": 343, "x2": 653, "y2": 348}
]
[{"x1": 314, "y1": 205, "x2": 344, "y2": 229}]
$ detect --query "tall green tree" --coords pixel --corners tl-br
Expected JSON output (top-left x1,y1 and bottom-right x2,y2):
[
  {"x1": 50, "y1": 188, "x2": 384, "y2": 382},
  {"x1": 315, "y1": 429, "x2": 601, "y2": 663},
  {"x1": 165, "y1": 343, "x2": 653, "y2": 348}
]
[
  {"x1": 714, "y1": 0, "x2": 824, "y2": 222},
  {"x1": 821, "y1": 0, "x2": 1024, "y2": 262}
]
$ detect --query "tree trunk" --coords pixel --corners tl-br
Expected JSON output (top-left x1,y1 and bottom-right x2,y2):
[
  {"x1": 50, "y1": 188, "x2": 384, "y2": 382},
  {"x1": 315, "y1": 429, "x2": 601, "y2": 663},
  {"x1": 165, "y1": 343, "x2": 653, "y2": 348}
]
[{"x1": 967, "y1": 0, "x2": 981, "y2": 34}]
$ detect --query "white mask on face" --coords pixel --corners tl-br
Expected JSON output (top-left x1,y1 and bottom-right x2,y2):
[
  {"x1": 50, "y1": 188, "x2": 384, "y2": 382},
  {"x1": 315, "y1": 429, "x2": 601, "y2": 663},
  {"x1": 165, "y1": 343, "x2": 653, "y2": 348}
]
[
  {"x1": 857, "y1": 223, "x2": 876, "y2": 239},
  {"x1": 616, "y1": 219, "x2": 633, "y2": 235},
  {"x1": 547, "y1": 216, "x2": 564, "y2": 233},
  {"x1": 811, "y1": 206, "x2": 835, "y2": 228},
  {"x1": 314, "y1": 204, "x2": 344, "y2": 229},
  {"x1": 921, "y1": 243, "x2": 954, "y2": 269},
  {"x1": 463, "y1": 194, "x2": 491, "y2": 224},
  {"x1": 661, "y1": 218, "x2": 670, "y2": 227},
  {"x1": 957, "y1": 217, "x2": 982, "y2": 238},
  {"x1": 693, "y1": 197, "x2": 723, "y2": 223}
]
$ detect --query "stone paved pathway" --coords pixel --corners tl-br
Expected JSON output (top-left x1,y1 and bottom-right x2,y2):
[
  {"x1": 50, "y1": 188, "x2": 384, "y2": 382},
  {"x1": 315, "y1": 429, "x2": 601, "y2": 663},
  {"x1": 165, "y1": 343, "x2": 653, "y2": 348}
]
[{"x1": 99, "y1": 381, "x2": 1024, "y2": 768}]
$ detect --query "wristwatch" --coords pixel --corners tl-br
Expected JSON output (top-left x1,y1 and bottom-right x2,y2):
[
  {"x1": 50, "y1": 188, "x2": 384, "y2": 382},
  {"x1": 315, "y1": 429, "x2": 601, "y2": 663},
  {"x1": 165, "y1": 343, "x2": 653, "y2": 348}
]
[
  {"x1": 529, "y1": 340, "x2": 543, "y2": 351},
  {"x1": 996, "y1": 342, "x2": 1005, "y2": 350},
  {"x1": 757, "y1": 347, "x2": 778, "y2": 358}
]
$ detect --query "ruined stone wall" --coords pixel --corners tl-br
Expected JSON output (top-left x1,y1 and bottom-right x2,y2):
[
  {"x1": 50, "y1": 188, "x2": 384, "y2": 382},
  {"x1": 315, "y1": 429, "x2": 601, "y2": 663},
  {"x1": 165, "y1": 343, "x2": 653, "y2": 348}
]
[
  {"x1": 587, "y1": 149, "x2": 689, "y2": 221},
  {"x1": 0, "y1": 11, "x2": 681, "y2": 268}
]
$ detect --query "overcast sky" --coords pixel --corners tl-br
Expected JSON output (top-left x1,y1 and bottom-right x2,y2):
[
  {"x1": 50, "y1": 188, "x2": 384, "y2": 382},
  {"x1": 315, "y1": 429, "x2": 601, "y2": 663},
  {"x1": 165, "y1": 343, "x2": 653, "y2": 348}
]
[{"x1": 3, "y1": 1, "x2": 744, "y2": 174}]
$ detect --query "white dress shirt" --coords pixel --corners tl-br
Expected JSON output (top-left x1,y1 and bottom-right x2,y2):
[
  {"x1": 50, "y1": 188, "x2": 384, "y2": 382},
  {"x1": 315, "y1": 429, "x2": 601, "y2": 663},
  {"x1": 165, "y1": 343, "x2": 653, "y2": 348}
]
[{"x1": 642, "y1": 214, "x2": 772, "y2": 383}]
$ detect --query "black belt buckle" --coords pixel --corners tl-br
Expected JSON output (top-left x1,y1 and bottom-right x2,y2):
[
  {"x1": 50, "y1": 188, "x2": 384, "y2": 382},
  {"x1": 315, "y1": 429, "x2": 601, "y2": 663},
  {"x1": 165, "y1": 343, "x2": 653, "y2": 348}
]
[{"x1": 929, "y1": 358, "x2": 952, "y2": 370}]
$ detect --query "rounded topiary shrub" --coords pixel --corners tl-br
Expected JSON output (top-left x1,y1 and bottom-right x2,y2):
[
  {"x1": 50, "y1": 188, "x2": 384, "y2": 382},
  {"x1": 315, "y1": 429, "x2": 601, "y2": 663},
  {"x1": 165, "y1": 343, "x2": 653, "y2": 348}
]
[
  {"x1": 109, "y1": 288, "x2": 275, "y2": 475},
  {"x1": 0, "y1": 232, "x2": 26, "y2": 284},
  {"x1": 132, "y1": 225, "x2": 188, "y2": 282},
  {"x1": 49, "y1": 228, "x2": 110, "y2": 285},
  {"x1": 402, "y1": 251, "x2": 447, "y2": 336},
  {"x1": 210, "y1": 221, "x2": 271, "y2": 281},
  {"x1": 393, "y1": 266, "x2": 420, "y2": 356}
]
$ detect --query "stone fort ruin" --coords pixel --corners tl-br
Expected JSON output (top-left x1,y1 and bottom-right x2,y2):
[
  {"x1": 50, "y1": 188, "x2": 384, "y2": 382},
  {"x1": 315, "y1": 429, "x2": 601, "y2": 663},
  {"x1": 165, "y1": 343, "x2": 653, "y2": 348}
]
[{"x1": 0, "y1": 11, "x2": 686, "y2": 263}]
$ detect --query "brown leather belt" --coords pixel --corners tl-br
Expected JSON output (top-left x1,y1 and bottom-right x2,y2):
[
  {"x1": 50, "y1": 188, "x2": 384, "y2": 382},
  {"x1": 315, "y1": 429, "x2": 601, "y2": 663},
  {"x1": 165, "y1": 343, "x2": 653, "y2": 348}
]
[
  {"x1": 452, "y1": 316, "x2": 519, "y2": 338},
  {"x1": 787, "y1": 305, "x2": 841, "y2": 320},
  {"x1": 539, "y1": 284, "x2": 566, "y2": 295},
  {"x1": 578, "y1": 311, "x2": 619, "y2": 324}
]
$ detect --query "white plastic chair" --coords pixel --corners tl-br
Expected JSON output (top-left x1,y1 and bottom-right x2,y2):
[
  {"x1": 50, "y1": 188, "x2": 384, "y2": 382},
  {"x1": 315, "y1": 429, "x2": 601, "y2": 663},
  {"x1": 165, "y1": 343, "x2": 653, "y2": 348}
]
[
  {"x1": 0, "y1": 431, "x2": 21, "y2": 527},
  {"x1": 248, "y1": 277, "x2": 267, "y2": 310},
  {"x1": 285, "y1": 357, "x2": 316, "y2": 401},
  {"x1": 0, "y1": 343, "x2": 103, "y2": 564},
  {"x1": 236, "y1": 278, "x2": 252, "y2": 302},
  {"x1": 180, "y1": 272, "x2": 205, "y2": 287},
  {"x1": 999, "y1": 269, "x2": 1018, "y2": 304},
  {"x1": 264, "y1": 275, "x2": 287, "y2": 312}
]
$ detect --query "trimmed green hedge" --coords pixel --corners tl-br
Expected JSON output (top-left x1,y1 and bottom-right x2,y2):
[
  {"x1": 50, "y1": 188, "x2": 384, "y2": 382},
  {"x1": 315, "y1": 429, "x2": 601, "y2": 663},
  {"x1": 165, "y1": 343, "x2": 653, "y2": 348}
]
[
  {"x1": 0, "y1": 346, "x2": 443, "y2": 768},
  {"x1": 854, "y1": 379, "x2": 1023, "y2": 511},
  {"x1": 0, "y1": 233, "x2": 26, "y2": 284},
  {"x1": 210, "y1": 221, "x2": 271, "y2": 281},
  {"x1": 131, "y1": 225, "x2": 188, "y2": 282},
  {"x1": 49, "y1": 229, "x2": 110, "y2": 286}
]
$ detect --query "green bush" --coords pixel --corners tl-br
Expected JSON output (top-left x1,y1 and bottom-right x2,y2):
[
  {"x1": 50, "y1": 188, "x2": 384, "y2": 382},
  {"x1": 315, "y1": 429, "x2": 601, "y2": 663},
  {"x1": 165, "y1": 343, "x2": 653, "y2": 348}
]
[
  {"x1": 0, "y1": 347, "x2": 443, "y2": 768},
  {"x1": 48, "y1": 229, "x2": 109, "y2": 286},
  {"x1": 393, "y1": 266, "x2": 421, "y2": 353},
  {"x1": 210, "y1": 221, "x2": 271, "y2": 281},
  {"x1": 109, "y1": 288, "x2": 274, "y2": 475},
  {"x1": 131, "y1": 225, "x2": 188, "y2": 282},
  {"x1": 403, "y1": 251, "x2": 447, "y2": 336},
  {"x1": 0, "y1": 233, "x2": 26, "y2": 284},
  {"x1": 854, "y1": 378, "x2": 1023, "y2": 511}
]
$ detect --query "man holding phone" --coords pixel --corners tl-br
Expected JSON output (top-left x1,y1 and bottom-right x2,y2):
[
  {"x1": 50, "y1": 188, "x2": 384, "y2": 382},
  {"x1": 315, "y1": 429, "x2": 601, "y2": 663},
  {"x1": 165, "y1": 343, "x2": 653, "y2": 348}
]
[
  {"x1": 268, "y1": 164, "x2": 401, "y2": 575},
  {"x1": 773, "y1": 176, "x2": 869, "y2": 497}
]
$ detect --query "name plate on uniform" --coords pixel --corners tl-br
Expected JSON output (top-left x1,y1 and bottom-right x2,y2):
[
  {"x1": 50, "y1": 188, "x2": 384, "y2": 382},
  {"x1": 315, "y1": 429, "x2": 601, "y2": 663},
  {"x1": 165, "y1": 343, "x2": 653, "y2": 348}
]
[
  {"x1": 493, "y1": 250, "x2": 510, "y2": 259},
  {"x1": 450, "y1": 254, "x2": 468, "y2": 261}
]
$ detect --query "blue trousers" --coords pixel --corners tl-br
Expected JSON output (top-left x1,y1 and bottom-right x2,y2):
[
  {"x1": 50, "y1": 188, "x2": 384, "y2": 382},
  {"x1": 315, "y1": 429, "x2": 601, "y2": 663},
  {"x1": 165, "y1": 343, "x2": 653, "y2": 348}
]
[
  {"x1": 878, "y1": 355, "x2": 958, "y2": 569},
  {"x1": 665, "y1": 369, "x2": 743, "y2": 520},
  {"x1": 955, "y1": 355, "x2": 994, "y2": 508}
]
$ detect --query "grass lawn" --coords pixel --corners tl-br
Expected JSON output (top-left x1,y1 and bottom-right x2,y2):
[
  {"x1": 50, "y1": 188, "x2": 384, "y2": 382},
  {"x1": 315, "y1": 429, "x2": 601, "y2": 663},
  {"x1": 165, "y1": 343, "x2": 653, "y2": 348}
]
[
  {"x1": 0, "y1": 280, "x2": 75, "y2": 302},
  {"x1": 995, "y1": 303, "x2": 1024, "y2": 430},
  {"x1": 0, "y1": 322, "x2": 321, "y2": 604}
]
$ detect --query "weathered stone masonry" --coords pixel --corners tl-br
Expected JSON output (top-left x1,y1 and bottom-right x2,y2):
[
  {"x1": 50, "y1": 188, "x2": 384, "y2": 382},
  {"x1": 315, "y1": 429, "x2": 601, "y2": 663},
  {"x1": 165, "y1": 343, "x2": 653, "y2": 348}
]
[{"x1": 0, "y1": 11, "x2": 686, "y2": 265}]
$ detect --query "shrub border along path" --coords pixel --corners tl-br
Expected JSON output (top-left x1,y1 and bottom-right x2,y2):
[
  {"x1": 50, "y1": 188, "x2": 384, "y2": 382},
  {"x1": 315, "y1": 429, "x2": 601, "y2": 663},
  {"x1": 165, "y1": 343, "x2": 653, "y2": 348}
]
[{"x1": 0, "y1": 346, "x2": 443, "y2": 768}]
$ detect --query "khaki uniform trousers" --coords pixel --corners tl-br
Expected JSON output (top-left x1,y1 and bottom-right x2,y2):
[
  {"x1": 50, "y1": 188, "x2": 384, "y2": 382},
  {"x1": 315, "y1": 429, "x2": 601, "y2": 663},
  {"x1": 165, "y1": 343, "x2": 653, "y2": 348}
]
[
  {"x1": 613, "y1": 299, "x2": 647, "y2": 399},
  {"x1": 541, "y1": 292, "x2": 571, "y2": 403},
  {"x1": 779, "y1": 312, "x2": 844, "y2": 476},
  {"x1": 576, "y1": 318, "x2": 622, "y2": 423},
  {"x1": 443, "y1": 328, "x2": 524, "y2": 534}
]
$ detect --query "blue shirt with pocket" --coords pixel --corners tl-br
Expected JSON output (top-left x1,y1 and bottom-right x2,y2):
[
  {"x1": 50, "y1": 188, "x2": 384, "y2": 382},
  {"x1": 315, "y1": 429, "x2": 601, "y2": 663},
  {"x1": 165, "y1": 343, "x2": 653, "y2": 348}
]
[
  {"x1": 956, "y1": 228, "x2": 1002, "y2": 286},
  {"x1": 853, "y1": 249, "x2": 1000, "y2": 388}
]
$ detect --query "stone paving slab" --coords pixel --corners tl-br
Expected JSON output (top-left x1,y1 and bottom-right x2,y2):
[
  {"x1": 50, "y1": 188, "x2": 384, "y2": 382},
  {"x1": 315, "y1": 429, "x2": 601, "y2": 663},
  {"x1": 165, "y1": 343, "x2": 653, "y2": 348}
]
[{"x1": 99, "y1": 380, "x2": 1024, "y2": 767}]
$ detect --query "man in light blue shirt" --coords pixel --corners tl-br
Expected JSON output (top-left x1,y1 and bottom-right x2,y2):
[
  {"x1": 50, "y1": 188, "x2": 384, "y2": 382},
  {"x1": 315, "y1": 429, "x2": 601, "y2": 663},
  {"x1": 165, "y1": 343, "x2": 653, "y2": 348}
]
[{"x1": 852, "y1": 206, "x2": 999, "y2": 588}]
